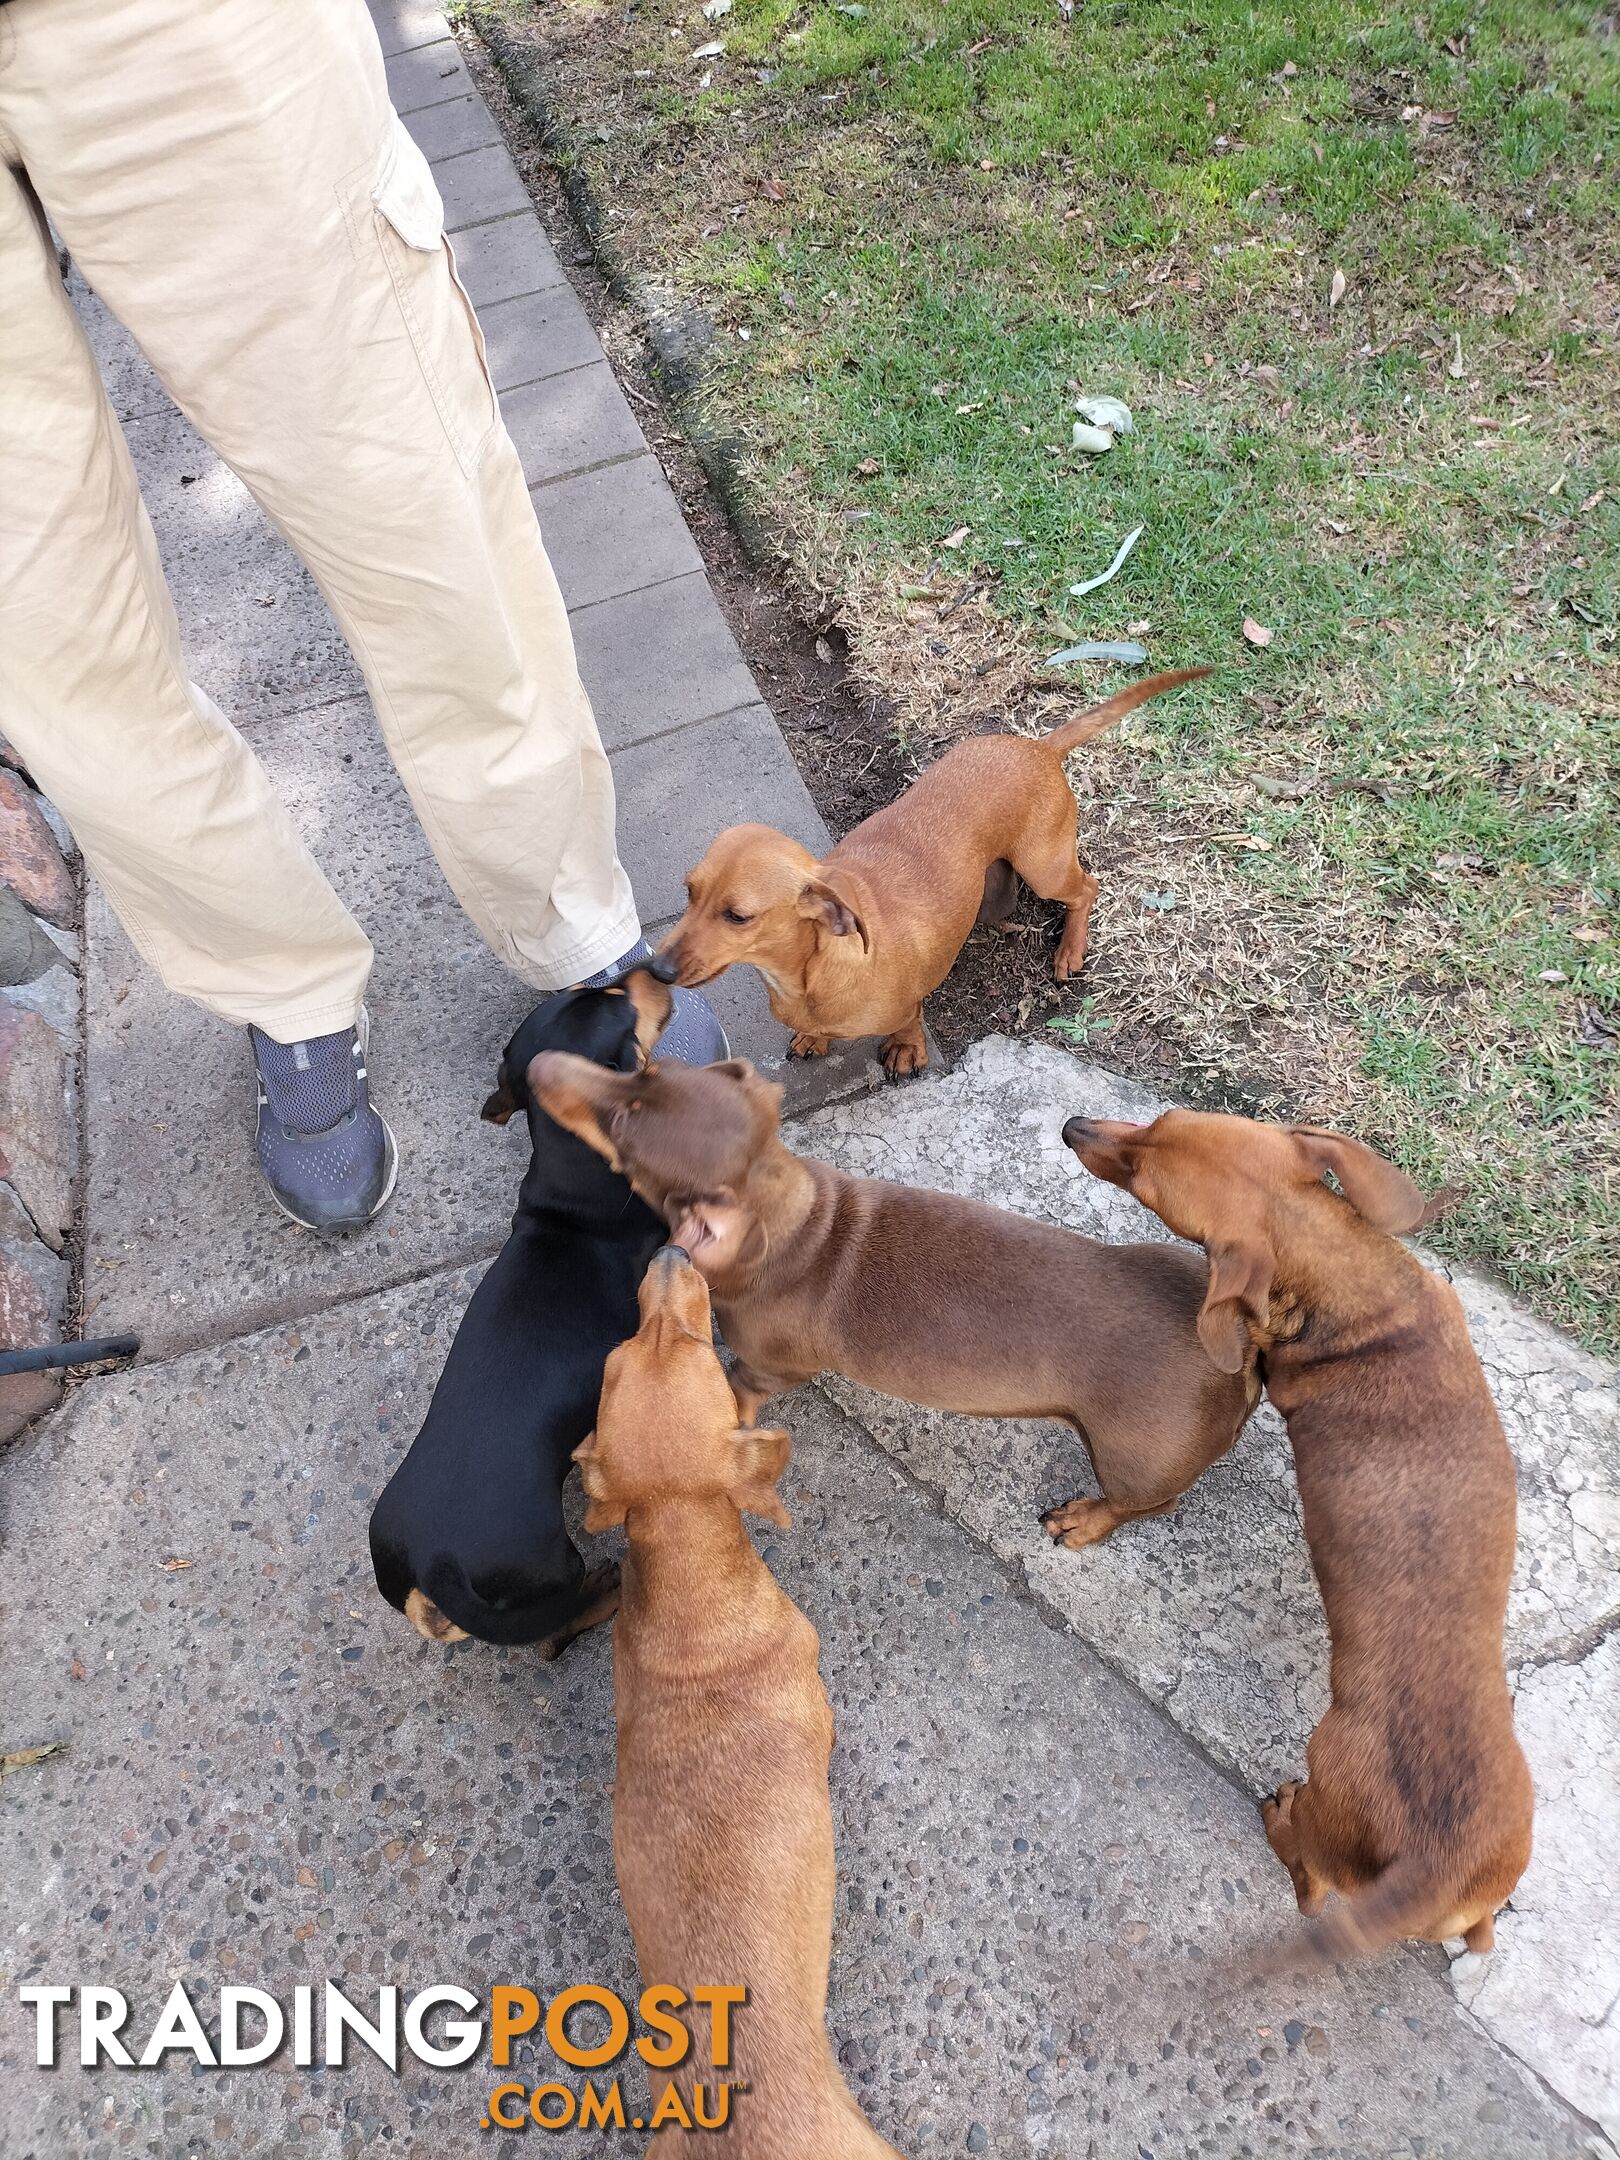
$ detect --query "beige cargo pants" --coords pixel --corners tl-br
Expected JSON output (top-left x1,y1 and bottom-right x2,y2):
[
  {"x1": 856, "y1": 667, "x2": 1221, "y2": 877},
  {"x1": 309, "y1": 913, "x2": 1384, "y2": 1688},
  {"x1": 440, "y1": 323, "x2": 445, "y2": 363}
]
[{"x1": 0, "y1": 0, "x2": 638, "y2": 1041}]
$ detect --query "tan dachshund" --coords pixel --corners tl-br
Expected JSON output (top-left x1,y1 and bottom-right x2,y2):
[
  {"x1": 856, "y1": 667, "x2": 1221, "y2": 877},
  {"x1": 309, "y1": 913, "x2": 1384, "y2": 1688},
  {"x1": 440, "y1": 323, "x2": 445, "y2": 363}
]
[
  {"x1": 575, "y1": 1245, "x2": 904, "y2": 2158},
  {"x1": 1064, "y1": 1108, "x2": 1532, "y2": 1960},
  {"x1": 652, "y1": 668, "x2": 1210, "y2": 1077},
  {"x1": 532, "y1": 1055, "x2": 1256, "y2": 1551}
]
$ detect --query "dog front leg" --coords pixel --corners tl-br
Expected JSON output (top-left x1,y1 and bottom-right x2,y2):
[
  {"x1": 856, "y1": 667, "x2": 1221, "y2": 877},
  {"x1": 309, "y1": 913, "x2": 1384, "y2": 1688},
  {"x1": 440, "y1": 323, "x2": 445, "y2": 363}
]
[
  {"x1": 880, "y1": 1010, "x2": 928, "y2": 1079},
  {"x1": 729, "y1": 1358, "x2": 795, "y2": 1426},
  {"x1": 535, "y1": 1563, "x2": 621, "y2": 1663},
  {"x1": 1041, "y1": 1491, "x2": 1178, "y2": 1551}
]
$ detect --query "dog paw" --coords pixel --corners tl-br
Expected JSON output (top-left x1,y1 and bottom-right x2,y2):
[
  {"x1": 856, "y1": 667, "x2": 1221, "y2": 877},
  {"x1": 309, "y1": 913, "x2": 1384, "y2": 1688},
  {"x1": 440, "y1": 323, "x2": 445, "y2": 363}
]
[
  {"x1": 881, "y1": 1039, "x2": 928, "y2": 1080},
  {"x1": 1039, "y1": 1496, "x2": 1115, "y2": 1550},
  {"x1": 1053, "y1": 939, "x2": 1089, "y2": 982},
  {"x1": 789, "y1": 1031, "x2": 830, "y2": 1059}
]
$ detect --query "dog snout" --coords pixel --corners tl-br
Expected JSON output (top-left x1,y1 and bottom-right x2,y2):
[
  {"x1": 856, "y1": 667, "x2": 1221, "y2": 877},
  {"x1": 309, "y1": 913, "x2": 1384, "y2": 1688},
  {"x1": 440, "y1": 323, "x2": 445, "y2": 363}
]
[
  {"x1": 647, "y1": 948, "x2": 682, "y2": 985},
  {"x1": 1062, "y1": 1116, "x2": 1097, "y2": 1149},
  {"x1": 657, "y1": 1242, "x2": 692, "y2": 1268}
]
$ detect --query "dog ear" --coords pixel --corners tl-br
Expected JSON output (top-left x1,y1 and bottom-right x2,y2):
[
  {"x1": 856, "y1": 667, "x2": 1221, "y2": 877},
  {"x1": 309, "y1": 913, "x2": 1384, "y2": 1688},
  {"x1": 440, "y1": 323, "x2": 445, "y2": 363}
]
[
  {"x1": 572, "y1": 1433, "x2": 627, "y2": 1532},
  {"x1": 1288, "y1": 1126, "x2": 1426, "y2": 1234},
  {"x1": 1197, "y1": 1239, "x2": 1272, "y2": 1374},
  {"x1": 527, "y1": 1051, "x2": 625, "y2": 1169},
  {"x1": 795, "y1": 870, "x2": 870, "y2": 955},
  {"x1": 622, "y1": 968, "x2": 675, "y2": 1064},
  {"x1": 480, "y1": 1066, "x2": 520, "y2": 1125},
  {"x1": 727, "y1": 1426, "x2": 792, "y2": 1529}
]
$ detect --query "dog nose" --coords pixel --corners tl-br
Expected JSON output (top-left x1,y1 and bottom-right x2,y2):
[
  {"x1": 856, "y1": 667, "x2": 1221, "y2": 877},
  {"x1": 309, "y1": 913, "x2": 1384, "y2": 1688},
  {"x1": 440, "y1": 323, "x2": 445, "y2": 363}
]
[
  {"x1": 657, "y1": 1242, "x2": 691, "y2": 1268},
  {"x1": 1061, "y1": 1116, "x2": 1096, "y2": 1148},
  {"x1": 646, "y1": 950, "x2": 681, "y2": 985}
]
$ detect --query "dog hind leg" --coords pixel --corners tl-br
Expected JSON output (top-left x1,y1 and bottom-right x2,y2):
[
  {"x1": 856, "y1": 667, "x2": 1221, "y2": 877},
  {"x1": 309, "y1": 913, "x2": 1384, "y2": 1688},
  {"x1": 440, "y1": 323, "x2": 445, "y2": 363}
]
[{"x1": 1009, "y1": 796, "x2": 1101, "y2": 980}]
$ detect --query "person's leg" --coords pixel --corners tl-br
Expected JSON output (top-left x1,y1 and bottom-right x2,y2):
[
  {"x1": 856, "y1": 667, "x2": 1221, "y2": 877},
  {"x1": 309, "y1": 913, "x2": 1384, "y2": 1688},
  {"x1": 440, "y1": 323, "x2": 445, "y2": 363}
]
[
  {"x1": 0, "y1": 0, "x2": 637, "y2": 994},
  {"x1": 0, "y1": 162, "x2": 374, "y2": 1043}
]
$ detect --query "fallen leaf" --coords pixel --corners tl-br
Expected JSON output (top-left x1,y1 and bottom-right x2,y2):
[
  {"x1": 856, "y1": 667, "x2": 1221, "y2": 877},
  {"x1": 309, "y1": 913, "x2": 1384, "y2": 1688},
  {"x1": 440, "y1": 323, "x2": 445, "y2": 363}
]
[
  {"x1": 700, "y1": 0, "x2": 731, "y2": 16},
  {"x1": 1578, "y1": 1008, "x2": 1617, "y2": 1049},
  {"x1": 1571, "y1": 924, "x2": 1606, "y2": 944},
  {"x1": 814, "y1": 636, "x2": 833, "y2": 664},
  {"x1": 759, "y1": 174, "x2": 786, "y2": 203},
  {"x1": 160, "y1": 1555, "x2": 194, "y2": 1572},
  {"x1": 1069, "y1": 524, "x2": 1144, "y2": 597},
  {"x1": 1242, "y1": 617, "x2": 1274, "y2": 648},
  {"x1": 691, "y1": 38, "x2": 726, "y2": 59},
  {"x1": 1539, "y1": 969, "x2": 1569, "y2": 984},
  {"x1": 1281, "y1": 59, "x2": 1297, "y2": 77},
  {"x1": 1046, "y1": 640, "x2": 1149, "y2": 667},
  {"x1": 855, "y1": 456, "x2": 881, "y2": 476},
  {"x1": 1231, "y1": 834, "x2": 1273, "y2": 851},
  {"x1": 1, "y1": 1741, "x2": 66, "y2": 1781},
  {"x1": 1139, "y1": 889, "x2": 1178, "y2": 911},
  {"x1": 1329, "y1": 267, "x2": 1347, "y2": 311},
  {"x1": 941, "y1": 525, "x2": 971, "y2": 550},
  {"x1": 1434, "y1": 852, "x2": 1484, "y2": 872},
  {"x1": 1309, "y1": 139, "x2": 1324, "y2": 163},
  {"x1": 70, "y1": 1657, "x2": 86, "y2": 1682}
]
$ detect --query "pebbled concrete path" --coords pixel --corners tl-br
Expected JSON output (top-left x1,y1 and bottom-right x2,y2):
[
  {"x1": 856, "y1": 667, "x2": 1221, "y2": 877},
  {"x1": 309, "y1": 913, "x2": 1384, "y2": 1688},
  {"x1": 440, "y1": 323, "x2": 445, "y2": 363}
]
[{"x1": 0, "y1": 4, "x2": 1613, "y2": 2155}]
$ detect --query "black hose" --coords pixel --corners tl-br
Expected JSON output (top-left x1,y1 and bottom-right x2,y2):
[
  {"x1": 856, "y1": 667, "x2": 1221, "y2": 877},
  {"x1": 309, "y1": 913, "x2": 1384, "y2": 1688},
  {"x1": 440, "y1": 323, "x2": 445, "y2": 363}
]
[{"x1": 0, "y1": 1334, "x2": 140, "y2": 1377}]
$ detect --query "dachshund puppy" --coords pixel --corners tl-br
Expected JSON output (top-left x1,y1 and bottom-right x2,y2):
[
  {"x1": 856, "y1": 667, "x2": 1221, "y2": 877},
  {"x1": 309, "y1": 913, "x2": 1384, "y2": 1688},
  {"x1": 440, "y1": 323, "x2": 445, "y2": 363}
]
[
  {"x1": 577, "y1": 1244, "x2": 904, "y2": 2157},
  {"x1": 532, "y1": 1054, "x2": 1255, "y2": 1551},
  {"x1": 367, "y1": 973, "x2": 671, "y2": 1650},
  {"x1": 654, "y1": 668, "x2": 1208, "y2": 1077},
  {"x1": 1065, "y1": 1108, "x2": 1532, "y2": 1959}
]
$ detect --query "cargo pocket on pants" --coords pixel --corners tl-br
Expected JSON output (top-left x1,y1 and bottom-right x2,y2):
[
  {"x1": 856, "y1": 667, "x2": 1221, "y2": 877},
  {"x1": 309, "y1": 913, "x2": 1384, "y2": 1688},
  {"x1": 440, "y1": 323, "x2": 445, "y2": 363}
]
[{"x1": 370, "y1": 115, "x2": 497, "y2": 477}]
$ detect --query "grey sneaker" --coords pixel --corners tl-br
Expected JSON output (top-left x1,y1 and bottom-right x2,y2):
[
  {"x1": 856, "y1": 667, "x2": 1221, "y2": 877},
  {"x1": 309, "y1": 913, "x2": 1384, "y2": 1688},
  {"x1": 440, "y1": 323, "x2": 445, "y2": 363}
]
[
  {"x1": 249, "y1": 1011, "x2": 398, "y2": 1233},
  {"x1": 583, "y1": 939, "x2": 729, "y2": 1064}
]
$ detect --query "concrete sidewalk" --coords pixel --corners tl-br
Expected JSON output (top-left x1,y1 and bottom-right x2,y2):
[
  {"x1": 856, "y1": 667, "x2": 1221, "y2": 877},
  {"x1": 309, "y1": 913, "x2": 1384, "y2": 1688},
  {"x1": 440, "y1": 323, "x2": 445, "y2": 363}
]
[{"x1": 0, "y1": 4, "x2": 1613, "y2": 2155}]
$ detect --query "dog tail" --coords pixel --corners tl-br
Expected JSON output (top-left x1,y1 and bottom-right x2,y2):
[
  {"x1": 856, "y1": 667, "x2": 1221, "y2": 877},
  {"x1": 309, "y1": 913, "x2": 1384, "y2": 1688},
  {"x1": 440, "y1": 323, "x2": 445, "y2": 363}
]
[
  {"x1": 1256, "y1": 1854, "x2": 1442, "y2": 1976},
  {"x1": 1042, "y1": 665, "x2": 1213, "y2": 757}
]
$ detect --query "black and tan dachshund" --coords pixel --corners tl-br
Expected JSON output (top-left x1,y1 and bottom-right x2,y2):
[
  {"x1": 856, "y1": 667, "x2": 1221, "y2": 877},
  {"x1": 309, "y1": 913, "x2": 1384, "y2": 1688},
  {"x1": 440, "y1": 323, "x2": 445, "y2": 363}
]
[{"x1": 367, "y1": 971, "x2": 673, "y2": 1652}]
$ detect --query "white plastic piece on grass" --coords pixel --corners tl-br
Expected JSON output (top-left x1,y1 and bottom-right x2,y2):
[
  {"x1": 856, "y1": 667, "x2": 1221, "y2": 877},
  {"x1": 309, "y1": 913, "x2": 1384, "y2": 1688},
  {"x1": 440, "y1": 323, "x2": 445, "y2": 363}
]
[
  {"x1": 1069, "y1": 524, "x2": 1144, "y2": 598},
  {"x1": 701, "y1": 0, "x2": 732, "y2": 17},
  {"x1": 1075, "y1": 393, "x2": 1134, "y2": 435},
  {"x1": 692, "y1": 38, "x2": 726, "y2": 59},
  {"x1": 1071, "y1": 421, "x2": 1116, "y2": 454}
]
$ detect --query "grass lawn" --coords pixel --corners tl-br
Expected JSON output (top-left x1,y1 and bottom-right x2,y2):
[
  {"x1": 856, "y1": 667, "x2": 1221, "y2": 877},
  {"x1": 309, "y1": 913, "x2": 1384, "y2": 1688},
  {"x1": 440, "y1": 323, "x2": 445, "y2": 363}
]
[{"x1": 478, "y1": 0, "x2": 1620, "y2": 1351}]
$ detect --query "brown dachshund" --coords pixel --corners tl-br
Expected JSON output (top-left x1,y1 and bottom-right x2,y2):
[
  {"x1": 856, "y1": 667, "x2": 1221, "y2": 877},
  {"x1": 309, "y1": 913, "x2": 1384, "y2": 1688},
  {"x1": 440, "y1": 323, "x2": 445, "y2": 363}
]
[
  {"x1": 1063, "y1": 1108, "x2": 1532, "y2": 1960},
  {"x1": 652, "y1": 668, "x2": 1210, "y2": 1078},
  {"x1": 532, "y1": 1054, "x2": 1256, "y2": 1549},
  {"x1": 575, "y1": 1245, "x2": 904, "y2": 2159}
]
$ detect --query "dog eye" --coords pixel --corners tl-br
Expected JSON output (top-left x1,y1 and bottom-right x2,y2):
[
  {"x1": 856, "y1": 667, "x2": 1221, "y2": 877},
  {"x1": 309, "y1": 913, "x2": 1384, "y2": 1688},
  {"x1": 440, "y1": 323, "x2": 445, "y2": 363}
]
[{"x1": 722, "y1": 907, "x2": 752, "y2": 926}]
